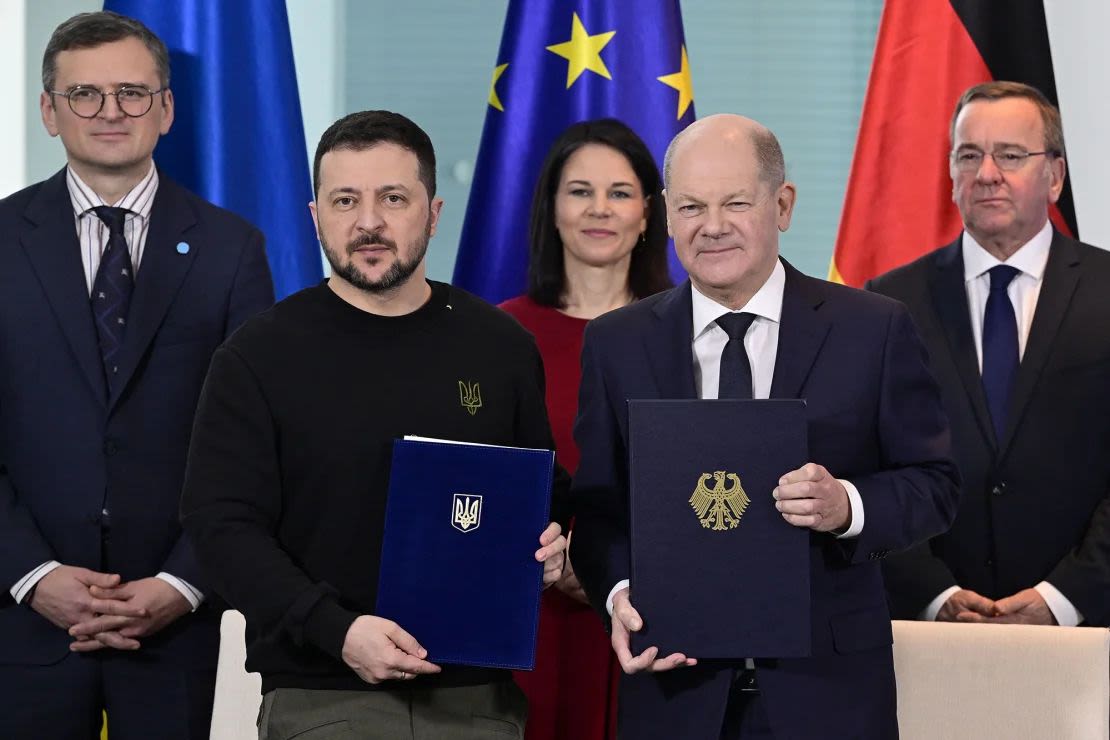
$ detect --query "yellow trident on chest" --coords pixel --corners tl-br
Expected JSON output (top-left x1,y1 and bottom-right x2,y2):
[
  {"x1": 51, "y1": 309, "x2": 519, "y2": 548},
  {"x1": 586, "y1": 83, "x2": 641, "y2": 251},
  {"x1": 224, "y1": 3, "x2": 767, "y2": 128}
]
[
  {"x1": 689, "y1": 471, "x2": 751, "y2": 531},
  {"x1": 459, "y1": 380, "x2": 482, "y2": 415}
]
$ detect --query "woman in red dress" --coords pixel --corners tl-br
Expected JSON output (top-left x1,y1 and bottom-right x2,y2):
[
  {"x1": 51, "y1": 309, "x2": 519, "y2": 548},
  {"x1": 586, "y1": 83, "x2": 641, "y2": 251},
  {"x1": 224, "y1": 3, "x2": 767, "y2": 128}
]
[{"x1": 501, "y1": 119, "x2": 672, "y2": 740}]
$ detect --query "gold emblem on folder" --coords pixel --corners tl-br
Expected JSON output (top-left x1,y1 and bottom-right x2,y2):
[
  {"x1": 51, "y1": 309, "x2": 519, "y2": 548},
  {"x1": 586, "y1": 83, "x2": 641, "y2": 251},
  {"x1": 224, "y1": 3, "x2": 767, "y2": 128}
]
[
  {"x1": 459, "y1": 380, "x2": 482, "y2": 415},
  {"x1": 689, "y1": 471, "x2": 750, "y2": 531},
  {"x1": 452, "y1": 493, "x2": 483, "y2": 532}
]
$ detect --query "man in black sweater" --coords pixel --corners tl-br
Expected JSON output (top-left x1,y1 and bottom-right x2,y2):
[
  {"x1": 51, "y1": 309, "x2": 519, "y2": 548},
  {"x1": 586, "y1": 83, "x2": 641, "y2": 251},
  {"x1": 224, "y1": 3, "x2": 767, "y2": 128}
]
[{"x1": 181, "y1": 111, "x2": 568, "y2": 739}]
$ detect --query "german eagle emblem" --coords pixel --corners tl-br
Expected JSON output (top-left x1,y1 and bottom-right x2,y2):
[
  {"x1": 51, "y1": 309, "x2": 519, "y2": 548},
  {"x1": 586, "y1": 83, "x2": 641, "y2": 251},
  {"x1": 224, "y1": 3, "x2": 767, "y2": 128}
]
[{"x1": 689, "y1": 471, "x2": 750, "y2": 530}]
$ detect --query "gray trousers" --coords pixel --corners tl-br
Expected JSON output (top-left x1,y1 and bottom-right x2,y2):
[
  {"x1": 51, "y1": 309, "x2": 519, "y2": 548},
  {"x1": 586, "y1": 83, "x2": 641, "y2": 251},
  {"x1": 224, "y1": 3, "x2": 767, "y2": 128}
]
[{"x1": 258, "y1": 680, "x2": 528, "y2": 739}]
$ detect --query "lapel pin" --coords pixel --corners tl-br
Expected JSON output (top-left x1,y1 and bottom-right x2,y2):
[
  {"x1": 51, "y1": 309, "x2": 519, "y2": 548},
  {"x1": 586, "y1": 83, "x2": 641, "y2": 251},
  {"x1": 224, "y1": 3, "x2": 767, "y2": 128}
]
[{"x1": 176, "y1": 242, "x2": 190, "y2": 255}]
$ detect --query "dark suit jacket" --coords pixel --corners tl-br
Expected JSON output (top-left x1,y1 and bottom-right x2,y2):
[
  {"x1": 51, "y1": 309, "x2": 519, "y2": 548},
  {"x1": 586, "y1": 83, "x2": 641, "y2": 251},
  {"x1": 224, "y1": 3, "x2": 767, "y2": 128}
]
[
  {"x1": 868, "y1": 231, "x2": 1110, "y2": 626},
  {"x1": 571, "y1": 262, "x2": 960, "y2": 739},
  {"x1": 0, "y1": 168, "x2": 274, "y2": 666}
]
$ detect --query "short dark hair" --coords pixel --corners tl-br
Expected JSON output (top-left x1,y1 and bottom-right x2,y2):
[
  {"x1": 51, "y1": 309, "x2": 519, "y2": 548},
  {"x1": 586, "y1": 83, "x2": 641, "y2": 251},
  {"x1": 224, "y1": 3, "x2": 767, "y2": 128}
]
[
  {"x1": 42, "y1": 11, "x2": 170, "y2": 92},
  {"x1": 313, "y1": 110, "x2": 437, "y2": 199},
  {"x1": 528, "y1": 119, "x2": 672, "y2": 307},
  {"x1": 951, "y1": 81, "x2": 1065, "y2": 157}
]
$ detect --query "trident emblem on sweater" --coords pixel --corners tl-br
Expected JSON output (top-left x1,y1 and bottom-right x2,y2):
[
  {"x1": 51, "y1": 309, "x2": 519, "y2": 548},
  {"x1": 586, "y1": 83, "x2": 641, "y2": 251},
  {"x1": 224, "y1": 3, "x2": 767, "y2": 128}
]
[
  {"x1": 459, "y1": 380, "x2": 482, "y2": 415},
  {"x1": 689, "y1": 471, "x2": 750, "y2": 531},
  {"x1": 452, "y1": 494, "x2": 482, "y2": 532}
]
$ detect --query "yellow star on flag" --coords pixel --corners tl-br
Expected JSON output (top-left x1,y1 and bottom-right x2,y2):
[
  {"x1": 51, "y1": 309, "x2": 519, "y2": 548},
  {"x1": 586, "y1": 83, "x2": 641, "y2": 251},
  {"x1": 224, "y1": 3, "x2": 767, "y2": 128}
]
[
  {"x1": 545, "y1": 12, "x2": 616, "y2": 89},
  {"x1": 488, "y1": 63, "x2": 509, "y2": 111},
  {"x1": 657, "y1": 45, "x2": 694, "y2": 119}
]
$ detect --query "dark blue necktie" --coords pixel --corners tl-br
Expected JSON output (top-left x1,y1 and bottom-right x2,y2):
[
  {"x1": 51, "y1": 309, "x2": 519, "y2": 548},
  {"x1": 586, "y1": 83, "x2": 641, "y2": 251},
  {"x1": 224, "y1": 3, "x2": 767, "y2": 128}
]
[
  {"x1": 716, "y1": 312, "x2": 758, "y2": 399},
  {"x1": 981, "y1": 265, "x2": 1020, "y2": 441},
  {"x1": 90, "y1": 206, "x2": 134, "y2": 389}
]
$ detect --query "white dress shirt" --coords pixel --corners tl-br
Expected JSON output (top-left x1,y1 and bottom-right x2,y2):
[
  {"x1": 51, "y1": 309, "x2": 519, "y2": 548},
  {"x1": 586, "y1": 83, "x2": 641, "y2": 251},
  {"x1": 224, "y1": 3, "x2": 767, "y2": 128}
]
[
  {"x1": 607, "y1": 260, "x2": 865, "y2": 615},
  {"x1": 920, "y1": 221, "x2": 1082, "y2": 626},
  {"x1": 10, "y1": 165, "x2": 203, "y2": 612}
]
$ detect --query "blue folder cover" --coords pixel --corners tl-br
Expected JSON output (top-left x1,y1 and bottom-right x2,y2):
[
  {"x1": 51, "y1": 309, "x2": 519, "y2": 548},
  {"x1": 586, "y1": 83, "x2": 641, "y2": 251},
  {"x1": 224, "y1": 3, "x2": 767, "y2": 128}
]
[
  {"x1": 375, "y1": 437, "x2": 554, "y2": 670},
  {"x1": 629, "y1": 399, "x2": 811, "y2": 659}
]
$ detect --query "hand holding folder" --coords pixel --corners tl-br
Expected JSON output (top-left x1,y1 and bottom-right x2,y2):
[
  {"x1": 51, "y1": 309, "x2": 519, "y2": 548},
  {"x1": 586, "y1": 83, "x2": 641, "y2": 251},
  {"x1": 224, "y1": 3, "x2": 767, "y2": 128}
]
[
  {"x1": 609, "y1": 586, "x2": 697, "y2": 675},
  {"x1": 340, "y1": 614, "x2": 442, "y2": 684}
]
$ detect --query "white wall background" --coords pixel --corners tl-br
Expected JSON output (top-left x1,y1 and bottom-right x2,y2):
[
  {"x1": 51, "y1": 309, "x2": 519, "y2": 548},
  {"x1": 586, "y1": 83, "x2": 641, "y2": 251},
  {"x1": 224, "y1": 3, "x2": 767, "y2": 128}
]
[
  {"x1": 1044, "y1": 0, "x2": 1110, "y2": 249},
  {"x1": 0, "y1": 0, "x2": 26, "y2": 197}
]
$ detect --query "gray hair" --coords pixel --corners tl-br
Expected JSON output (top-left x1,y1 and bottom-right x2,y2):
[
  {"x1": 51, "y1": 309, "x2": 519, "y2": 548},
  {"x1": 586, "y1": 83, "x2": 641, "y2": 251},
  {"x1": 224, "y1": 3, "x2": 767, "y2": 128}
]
[
  {"x1": 950, "y1": 81, "x2": 1065, "y2": 158},
  {"x1": 663, "y1": 123, "x2": 786, "y2": 189}
]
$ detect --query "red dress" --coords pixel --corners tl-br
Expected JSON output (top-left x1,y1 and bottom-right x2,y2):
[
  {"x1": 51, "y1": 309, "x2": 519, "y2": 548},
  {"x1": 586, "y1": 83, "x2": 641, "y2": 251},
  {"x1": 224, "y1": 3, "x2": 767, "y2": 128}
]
[{"x1": 500, "y1": 295, "x2": 620, "y2": 740}]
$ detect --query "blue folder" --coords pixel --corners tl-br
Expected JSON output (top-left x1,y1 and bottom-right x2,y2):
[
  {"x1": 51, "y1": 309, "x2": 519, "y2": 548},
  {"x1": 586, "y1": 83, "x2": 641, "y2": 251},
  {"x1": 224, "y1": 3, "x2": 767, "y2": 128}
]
[
  {"x1": 628, "y1": 399, "x2": 811, "y2": 659},
  {"x1": 375, "y1": 437, "x2": 554, "y2": 669}
]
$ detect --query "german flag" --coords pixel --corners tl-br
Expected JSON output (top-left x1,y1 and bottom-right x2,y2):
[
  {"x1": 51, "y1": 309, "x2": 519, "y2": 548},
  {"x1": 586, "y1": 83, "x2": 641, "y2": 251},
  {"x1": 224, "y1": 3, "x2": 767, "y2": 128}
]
[{"x1": 830, "y1": 0, "x2": 1078, "y2": 287}]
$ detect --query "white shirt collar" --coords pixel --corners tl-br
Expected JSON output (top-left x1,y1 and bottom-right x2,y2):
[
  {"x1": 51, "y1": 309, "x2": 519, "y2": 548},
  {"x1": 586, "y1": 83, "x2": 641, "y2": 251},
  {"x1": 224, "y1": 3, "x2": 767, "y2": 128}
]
[
  {"x1": 692, "y1": 259, "x2": 786, "y2": 339},
  {"x1": 962, "y1": 220, "x2": 1052, "y2": 284},
  {"x1": 66, "y1": 164, "x2": 159, "y2": 219}
]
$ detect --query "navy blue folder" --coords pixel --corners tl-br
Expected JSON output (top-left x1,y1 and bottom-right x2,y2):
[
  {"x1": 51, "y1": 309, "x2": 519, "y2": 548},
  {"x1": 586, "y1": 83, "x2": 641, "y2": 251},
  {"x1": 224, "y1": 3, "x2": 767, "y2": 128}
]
[
  {"x1": 628, "y1": 400, "x2": 811, "y2": 659},
  {"x1": 375, "y1": 437, "x2": 554, "y2": 670}
]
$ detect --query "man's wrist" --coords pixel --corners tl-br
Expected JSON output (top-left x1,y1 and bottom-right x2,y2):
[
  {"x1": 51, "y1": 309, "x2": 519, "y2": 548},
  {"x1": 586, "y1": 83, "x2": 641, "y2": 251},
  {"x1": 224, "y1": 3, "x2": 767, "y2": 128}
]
[{"x1": 23, "y1": 581, "x2": 39, "y2": 609}]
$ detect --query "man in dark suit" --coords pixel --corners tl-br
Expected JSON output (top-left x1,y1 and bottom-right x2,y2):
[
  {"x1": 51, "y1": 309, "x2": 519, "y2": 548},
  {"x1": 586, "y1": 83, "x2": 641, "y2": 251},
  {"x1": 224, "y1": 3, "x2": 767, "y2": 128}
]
[
  {"x1": 0, "y1": 12, "x2": 273, "y2": 739},
  {"x1": 868, "y1": 81, "x2": 1110, "y2": 628},
  {"x1": 570, "y1": 113, "x2": 960, "y2": 739}
]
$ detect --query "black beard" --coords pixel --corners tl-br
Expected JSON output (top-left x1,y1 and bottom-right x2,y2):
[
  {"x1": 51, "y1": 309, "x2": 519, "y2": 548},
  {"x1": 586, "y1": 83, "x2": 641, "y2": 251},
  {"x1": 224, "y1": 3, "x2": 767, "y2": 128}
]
[{"x1": 321, "y1": 222, "x2": 431, "y2": 294}]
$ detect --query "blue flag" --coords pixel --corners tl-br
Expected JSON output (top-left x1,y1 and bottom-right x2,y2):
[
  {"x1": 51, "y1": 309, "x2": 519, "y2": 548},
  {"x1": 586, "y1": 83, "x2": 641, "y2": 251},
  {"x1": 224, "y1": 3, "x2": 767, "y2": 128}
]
[
  {"x1": 453, "y1": 0, "x2": 695, "y2": 304},
  {"x1": 103, "y1": 0, "x2": 322, "y2": 299}
]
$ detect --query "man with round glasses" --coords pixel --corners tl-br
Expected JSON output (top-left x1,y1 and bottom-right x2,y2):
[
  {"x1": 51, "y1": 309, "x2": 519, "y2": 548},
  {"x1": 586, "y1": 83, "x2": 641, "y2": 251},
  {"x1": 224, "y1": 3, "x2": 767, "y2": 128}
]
[
  {"x1": 0, "y1": 10, "x2": 273, "y2": 739},
  {"x1": 50, "y1": 83, "x2": 169, "y2": 120},
  {"x1": 869, "y1": 81, "x2": 1110, "y2": 630}
]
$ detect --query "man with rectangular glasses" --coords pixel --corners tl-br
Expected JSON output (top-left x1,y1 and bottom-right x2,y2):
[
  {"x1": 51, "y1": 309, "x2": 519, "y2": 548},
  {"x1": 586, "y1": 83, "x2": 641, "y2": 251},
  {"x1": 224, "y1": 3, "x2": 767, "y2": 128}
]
[
  {"x1": 0, "y1": 11, "x2": 273, "y2": 739},
  {"x1": 868, "y1": 81, "x2": 1110, "y2": 630}
]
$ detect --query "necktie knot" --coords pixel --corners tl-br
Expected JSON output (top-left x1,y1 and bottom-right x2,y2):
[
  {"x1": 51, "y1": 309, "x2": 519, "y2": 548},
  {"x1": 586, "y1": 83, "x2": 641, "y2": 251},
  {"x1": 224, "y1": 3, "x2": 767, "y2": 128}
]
[
  {"x1": 715, "y1": 312, "x2": 757, "y2": 341},
  {"x1": 987, "y1": 265, "x2": 1020, "y2": 294},
  {"x1": 92, "y1": 205, "x2": 131, "y2": 235}
]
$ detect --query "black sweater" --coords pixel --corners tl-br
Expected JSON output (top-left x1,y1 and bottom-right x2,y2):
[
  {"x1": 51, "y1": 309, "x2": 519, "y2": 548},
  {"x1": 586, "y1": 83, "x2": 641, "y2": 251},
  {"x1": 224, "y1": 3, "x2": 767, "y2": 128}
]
[{"x1": 181, "y1": 281, "x2": 568, "y2": 692}]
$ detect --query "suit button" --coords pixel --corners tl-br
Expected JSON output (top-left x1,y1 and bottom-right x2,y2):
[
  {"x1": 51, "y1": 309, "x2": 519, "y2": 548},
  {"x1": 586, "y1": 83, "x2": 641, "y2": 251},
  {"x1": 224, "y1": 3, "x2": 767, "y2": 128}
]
[
  {"x1": 991, "y1": 483, "x2": 1006, "y2": 496},
  {"x1": 104, "y1": 438, "x2": 118, "y2": 455}
]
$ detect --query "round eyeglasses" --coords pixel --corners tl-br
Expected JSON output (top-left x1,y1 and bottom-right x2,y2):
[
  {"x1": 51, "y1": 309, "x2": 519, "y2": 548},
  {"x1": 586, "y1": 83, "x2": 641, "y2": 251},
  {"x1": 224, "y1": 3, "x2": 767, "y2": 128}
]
[
  {"x1": 49, "y1": 85, "x2": 167, "y2": 119},
  {"x1": 950, "y1": 148, "x2": 1057, "y2": 173}
]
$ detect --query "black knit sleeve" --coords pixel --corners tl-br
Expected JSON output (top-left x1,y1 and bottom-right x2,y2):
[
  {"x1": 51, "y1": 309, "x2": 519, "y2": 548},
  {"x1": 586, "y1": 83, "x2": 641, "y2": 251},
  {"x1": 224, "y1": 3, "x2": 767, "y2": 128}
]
[{"x1": 180, "y1": 345, "x2": 358, "y2": 662}]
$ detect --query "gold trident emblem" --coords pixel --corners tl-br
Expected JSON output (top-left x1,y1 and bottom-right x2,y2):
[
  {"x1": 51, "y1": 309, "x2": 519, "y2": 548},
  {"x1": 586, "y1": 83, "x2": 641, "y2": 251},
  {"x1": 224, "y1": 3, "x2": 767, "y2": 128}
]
[
  {"x1": 452, "y1": 494, "x2": 482, "y2": 532},
  {"x1": 459, "y1": 380, "x2": 482, "y2": 415},
  {"x1": 689, "y1": 471, "x2": 750, "y2": 531}
]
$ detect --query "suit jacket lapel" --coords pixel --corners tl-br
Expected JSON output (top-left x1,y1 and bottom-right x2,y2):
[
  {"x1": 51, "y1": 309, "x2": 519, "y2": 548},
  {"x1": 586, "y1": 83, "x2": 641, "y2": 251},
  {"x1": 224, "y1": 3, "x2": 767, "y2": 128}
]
[
  {"x1": 110, "y1": 176, "x2": 198, "y2": 409},
  {"x1": 770, "y1": 262, "x2": 831, "y2": 399},
  {"x1": 645, "y1": 282, "x2": 697, "y2": 399},
  {"x1": 1000, "y1": 231, "x2": 1080, "y2": 454},
  {"x1": 20, "y1": 169, "x2": 108, "y2": 405},
  {"x1": 929, "y1": 238, "x2": 997, "y2": 448}
]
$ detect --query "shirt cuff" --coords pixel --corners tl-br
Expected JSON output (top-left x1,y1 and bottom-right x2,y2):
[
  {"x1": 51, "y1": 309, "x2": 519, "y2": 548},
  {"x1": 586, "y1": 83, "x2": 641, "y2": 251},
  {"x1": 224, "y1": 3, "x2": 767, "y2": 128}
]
[
  {"x1": 12, "y1": 561, "x2": 61, "y2": 604},
  {"x1": 1034, "y1": 581, "x2": 1083, "y2": 626},
  {"x1": 156, "y1": 572, "x2": 203, "y2": 611},
  {"x1": 606, "y1": 579, "x2": 630, "y2": 616},
  {"x1": 834, "y1": 479, "x2": 864, "y2": 539},
  {"x1": 920, "y1": 585, "x2": 961, "y2": 621}
]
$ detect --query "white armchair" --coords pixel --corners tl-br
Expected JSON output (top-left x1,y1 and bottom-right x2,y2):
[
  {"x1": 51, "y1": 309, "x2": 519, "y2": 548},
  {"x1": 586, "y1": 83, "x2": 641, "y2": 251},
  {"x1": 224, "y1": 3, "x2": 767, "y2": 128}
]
[{"x1": 892, "y1": 620, "x2": 1109, "y2": 740}]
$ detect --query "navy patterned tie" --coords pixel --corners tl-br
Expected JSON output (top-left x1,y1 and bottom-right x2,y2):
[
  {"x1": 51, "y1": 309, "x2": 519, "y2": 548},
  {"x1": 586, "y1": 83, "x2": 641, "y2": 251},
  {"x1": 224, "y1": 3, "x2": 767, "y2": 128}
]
[
  {"x1": 981, "y1": 265, "x2": 1020, "y2": 442},
  {"x1": 90, "y1": 206, "x2": 134, "y2": 389},
  {"x1": 716, "y1": 312, "x2": 758, "y2": 399}
]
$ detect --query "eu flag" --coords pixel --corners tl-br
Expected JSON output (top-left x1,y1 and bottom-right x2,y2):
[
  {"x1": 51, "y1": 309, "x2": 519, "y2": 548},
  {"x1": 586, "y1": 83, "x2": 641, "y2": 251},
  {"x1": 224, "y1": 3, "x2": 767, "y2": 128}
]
[
  {"x1": 453, "y1": 0, "x2": 696, "y2": 304},
  {"x1": 103, "y1": 0, "x2": 323, "y2": 299}
]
